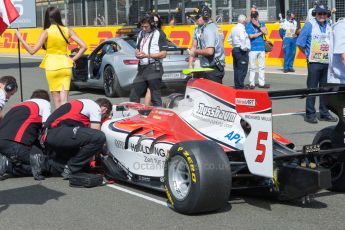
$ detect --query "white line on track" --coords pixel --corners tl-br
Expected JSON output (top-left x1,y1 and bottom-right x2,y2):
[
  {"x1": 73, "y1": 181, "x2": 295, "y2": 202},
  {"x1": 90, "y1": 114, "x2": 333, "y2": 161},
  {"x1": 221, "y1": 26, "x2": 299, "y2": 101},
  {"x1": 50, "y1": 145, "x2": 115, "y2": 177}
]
[
  {"x1": 273, "y1": 111, "x2": 305, "y2": 117},
  {"x1": 107, "y1": 184, "x2": 168, "y2": 207}
]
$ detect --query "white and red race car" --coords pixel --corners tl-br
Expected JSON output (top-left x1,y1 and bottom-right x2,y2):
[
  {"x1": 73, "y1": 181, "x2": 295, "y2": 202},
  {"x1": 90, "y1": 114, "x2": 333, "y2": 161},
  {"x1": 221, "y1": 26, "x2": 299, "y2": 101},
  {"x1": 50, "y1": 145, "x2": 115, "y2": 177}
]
[{"x1": 101, "y1": 69, "x2": 345, "y2": 214}]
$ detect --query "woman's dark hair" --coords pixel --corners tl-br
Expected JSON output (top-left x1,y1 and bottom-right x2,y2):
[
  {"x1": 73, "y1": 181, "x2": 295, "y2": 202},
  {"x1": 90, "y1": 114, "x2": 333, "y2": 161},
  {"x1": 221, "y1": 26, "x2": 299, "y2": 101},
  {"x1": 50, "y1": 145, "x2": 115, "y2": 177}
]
[
  {"x1": 152, "y1": 13, "x2": 163, "y2": 29},
  {"x1": 30, "y1": 89, "x2": 50, "y2": 102},
  {"x1": 44, "y1": 6, "x2": 64, "y2": 30}
]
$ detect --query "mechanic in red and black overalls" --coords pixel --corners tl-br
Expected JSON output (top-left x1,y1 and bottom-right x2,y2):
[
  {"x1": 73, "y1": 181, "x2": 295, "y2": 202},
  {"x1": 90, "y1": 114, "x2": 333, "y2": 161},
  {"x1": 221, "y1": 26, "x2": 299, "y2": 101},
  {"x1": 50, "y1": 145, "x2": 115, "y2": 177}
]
[
  {"x1": 0, "y1": 90, "x2": 51, "y2": 180},
  {"x1": 42, "y1": 98, "x2": 112, "y2": 179}
]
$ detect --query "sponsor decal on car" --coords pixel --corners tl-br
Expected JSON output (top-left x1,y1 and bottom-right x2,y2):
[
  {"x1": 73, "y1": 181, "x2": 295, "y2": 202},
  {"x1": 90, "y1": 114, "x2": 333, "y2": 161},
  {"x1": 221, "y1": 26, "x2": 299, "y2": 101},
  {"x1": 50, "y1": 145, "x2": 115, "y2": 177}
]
[
  {"x1": 235, "y1": 98, "x2": 256, "y2": 107},
  {"x1": 224, "y1": 131, "x2": 243, "y2": 144},
  {"x1": 130, "y1": 143, "x2": 167, "y2": 157},
  {"x1": 178, "y1": 146, "x2": 197, "y2": 183},
  {"x1": 195, "y1": 103, "x2": 237, "y2": 122}
]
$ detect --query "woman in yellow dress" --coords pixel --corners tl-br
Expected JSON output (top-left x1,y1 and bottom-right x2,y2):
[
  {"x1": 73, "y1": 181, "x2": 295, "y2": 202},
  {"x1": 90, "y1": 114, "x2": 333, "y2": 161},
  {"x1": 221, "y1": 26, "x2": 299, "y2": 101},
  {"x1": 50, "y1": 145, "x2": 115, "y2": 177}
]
[{"x1": 15, "y1": 6, "x2": 87, "y2": 109}]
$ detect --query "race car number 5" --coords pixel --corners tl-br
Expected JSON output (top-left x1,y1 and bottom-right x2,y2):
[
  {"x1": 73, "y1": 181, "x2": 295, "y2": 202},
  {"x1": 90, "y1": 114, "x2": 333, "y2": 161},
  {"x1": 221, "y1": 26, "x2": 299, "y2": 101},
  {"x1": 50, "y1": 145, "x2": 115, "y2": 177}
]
[{"x1": 255, "y1": 131, "x2": 268, "y2": 163}]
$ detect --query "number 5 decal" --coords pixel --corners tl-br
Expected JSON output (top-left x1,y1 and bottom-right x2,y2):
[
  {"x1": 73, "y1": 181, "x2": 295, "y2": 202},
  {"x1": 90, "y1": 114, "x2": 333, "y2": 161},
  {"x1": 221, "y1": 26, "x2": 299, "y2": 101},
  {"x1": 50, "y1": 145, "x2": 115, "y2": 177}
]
[{"x1": 255, "y1": 131, "x2": 268, "y2": 163}]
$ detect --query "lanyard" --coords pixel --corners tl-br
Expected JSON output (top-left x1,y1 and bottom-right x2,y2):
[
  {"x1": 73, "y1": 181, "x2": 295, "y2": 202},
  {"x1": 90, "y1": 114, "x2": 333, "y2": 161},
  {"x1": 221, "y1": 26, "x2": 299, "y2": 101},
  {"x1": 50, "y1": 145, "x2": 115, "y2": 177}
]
[{"x1": 140, "y1": 32, "x2": 153, "y2": 51}]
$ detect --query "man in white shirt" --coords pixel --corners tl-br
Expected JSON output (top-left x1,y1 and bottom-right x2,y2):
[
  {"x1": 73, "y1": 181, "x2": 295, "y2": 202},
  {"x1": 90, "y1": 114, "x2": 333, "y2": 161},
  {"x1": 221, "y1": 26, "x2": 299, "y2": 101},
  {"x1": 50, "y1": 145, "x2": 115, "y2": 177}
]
[
  {"x1": 228, "y1": 15, "x2": 251, "y2": 89},
  {"x1": 306, "y1": 0, "x2": 320, "y2": 22},
  {"x1": 0, "y1": 76, "x2": 18, "y2": 120},
  {"x1": 327, "y1": 18, "x2": 345, "y2": 84}
]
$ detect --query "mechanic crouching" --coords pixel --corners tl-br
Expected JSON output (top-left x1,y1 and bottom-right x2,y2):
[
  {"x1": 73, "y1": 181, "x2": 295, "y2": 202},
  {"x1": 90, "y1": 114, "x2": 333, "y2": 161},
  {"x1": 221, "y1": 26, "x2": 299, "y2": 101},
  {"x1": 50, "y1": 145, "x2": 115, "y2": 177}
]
[
  {"x1": 0, "y1": 90, "x2": 51, "y2": 180},
  {"x1": 42, "y1": 98, "x2": 112, "y2": 179},
  {"x1": 129, "y1": 14, "x2": 168, "y2": 107}
]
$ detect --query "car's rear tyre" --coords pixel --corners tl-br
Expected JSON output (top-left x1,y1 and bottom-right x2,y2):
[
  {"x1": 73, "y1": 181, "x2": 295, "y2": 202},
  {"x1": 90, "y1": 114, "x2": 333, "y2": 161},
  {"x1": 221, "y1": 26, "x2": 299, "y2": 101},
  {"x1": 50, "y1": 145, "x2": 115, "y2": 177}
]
[
  {"x1": 162, "y1": 93, "x2": 184, "y2": 109},
  {"x1": 313, "y1": 126, "x2": 345, "y2": 192},
  {"x1": 103, "y1": 65, "x2": 123, "y2": 97},
  {"x1": 165, "y1": 140, "x2": 231, "y2": 214}
]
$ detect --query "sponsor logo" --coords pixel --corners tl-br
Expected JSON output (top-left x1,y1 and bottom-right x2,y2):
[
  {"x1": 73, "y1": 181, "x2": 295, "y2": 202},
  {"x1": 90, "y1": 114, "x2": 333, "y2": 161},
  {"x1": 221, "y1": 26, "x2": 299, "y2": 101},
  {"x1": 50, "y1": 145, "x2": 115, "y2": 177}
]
[
  {"x1": 178, "y1": 147, "x2": 197, "y2": 183},
  {"x1": 196, "y1": 103, "x2": 236, "y2": 122},
  {"x1": 236, "y1": 98, "x2": 256, "y2": 107},
  {"x1": 130, "y1": 143, "x2": 166, "y2": 157},
  {"x1": 224, "y1": 131, "x2": 243, "y2": 144}
]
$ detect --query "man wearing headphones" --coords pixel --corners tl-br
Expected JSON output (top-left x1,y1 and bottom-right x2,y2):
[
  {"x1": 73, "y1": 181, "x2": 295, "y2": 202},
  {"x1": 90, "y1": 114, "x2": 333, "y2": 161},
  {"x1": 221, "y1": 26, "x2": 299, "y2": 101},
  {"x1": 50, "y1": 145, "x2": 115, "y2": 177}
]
[
  {"x1": 0, "y1": 90, "x2": 51, "y2": 180},
  {"x1": 297, "y1": 4, "x2": 336, "y2": 124},
  {"x1": 0, "y1": 76, "x2": 18, "y2": 120},
  {"x1": 280, "y1": 10, "x2": 298, "y2": 73},
  {"x1": 189, "y1": 4, "x2": 225, "y2": 84},
  {"x1": 130, "y1": 15, "x2": 168, "y2": 107}
]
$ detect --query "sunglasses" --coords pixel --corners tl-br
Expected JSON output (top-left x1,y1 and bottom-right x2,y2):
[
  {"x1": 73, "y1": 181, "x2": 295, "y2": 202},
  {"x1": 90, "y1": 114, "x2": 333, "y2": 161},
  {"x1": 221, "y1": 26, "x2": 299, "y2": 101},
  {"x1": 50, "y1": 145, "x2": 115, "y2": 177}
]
[
  {"x1": 195, "y1": 15, "x2": 201, "y2": 19},
  {"x1": 317, "y1": 12, "x2": 327, "y2": 16}
]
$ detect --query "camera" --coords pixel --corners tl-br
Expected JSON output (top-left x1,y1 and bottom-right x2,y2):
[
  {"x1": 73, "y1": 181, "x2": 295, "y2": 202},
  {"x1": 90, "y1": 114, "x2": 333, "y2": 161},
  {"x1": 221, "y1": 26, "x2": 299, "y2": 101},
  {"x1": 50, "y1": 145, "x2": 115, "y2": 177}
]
[
  {"x1": 214, "y1": 58, "x2": 224, "y2": 72},
  {"x1": 154, "y1": 60, "x2": 161, "y2": 72}
]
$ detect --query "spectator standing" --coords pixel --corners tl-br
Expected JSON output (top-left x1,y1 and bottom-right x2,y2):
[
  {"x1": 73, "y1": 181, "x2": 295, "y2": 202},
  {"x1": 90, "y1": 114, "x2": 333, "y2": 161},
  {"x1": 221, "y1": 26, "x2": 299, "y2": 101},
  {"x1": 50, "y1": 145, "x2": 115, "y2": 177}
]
[
  {"x1": 297, "y1": 4, "x2": 337, "y2": 124},
  {"x1": 280, "y1": 10, "x2": 298, "y2": 73},
  {"x1": 144, "y1": 13, "x2": 166, "y2": 106},
  {"x1": 306, "y1": 0, "x2": 320, "y2": 22},
  {"x1": 189, "y1": 5, "x2": 225, "y2": 84},
  {"x1": 327, "y1": 18, "x2": 345, "y2": 83},
  {"x1": 245, "y1": 11, "x2": 269, "y2": 89},
  {"x1": 228, "y1": 15, "x2": 251, "y2": 89},
  {"x1": 130, "y1": 15, "x2": 168, "y2": 107}
]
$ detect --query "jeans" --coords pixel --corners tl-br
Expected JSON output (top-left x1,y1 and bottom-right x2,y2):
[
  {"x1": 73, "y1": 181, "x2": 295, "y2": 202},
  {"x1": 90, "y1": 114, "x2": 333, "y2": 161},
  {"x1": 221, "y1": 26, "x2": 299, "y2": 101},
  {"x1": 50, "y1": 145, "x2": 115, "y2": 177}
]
[
  {"x1": 248, "y1": 51, "x2": 266, "y2": 86},
  {"x1": 306, "y1": 62, "x2": 330, "y2": 118},
  {"x1": 283, "y1": 37, "x2": 297, "y2": 71},
  {"x1": 232, "y1": 47, "x2": 249, "y2": 89}
]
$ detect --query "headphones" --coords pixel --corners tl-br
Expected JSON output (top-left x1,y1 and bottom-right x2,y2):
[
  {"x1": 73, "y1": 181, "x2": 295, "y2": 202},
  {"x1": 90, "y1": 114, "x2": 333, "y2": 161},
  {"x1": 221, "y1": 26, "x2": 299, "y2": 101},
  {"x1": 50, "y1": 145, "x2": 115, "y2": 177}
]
[
  {"x1": 5, "y1": 81, "x2": 18, "y2": 93},
  {"x1": 144, "y1": 13, "x2": 155, "y2": 29},
  {"x1": 196, "y1": 5, "x2": 211, "y2": 20}
]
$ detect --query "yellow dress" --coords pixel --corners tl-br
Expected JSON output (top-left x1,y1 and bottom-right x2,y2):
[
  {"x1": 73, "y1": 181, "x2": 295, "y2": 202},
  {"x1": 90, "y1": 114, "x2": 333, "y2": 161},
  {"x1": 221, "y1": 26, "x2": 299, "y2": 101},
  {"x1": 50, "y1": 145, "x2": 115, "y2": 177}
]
[{"x1": 39, "y1": 25, "x2": 74, "y2": 92}]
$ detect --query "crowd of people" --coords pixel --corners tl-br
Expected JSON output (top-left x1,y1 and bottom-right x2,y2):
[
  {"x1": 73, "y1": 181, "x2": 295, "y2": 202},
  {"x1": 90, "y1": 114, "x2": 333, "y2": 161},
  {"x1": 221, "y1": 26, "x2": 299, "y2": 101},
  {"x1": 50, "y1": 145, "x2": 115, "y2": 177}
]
[{"x1": 0, "y1": 2, "x2": 344, "y2": 181}]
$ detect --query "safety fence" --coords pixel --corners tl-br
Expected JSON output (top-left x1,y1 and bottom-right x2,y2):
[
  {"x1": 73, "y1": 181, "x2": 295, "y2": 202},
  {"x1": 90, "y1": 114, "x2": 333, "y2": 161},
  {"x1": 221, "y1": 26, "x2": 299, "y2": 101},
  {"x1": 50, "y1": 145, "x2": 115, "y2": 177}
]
[{"x1": 0, "y1": 24, "x2": 308, "y2": 67}]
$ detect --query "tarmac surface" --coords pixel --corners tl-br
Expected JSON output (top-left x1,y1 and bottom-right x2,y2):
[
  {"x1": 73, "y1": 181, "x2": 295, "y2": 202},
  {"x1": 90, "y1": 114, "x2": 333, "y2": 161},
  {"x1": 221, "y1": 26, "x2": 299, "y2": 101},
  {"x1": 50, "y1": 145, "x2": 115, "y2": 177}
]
[{"x1": 0, "y1": 56, "x2": 344, "y2": 230}]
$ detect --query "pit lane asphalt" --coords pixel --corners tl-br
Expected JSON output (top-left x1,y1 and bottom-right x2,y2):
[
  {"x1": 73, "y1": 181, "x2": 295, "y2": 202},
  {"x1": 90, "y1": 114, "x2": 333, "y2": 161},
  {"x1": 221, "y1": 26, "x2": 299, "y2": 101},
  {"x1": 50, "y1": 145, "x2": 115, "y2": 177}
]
[{"x1": 0, "y1": 56, "x2": 344, "y2": 230}]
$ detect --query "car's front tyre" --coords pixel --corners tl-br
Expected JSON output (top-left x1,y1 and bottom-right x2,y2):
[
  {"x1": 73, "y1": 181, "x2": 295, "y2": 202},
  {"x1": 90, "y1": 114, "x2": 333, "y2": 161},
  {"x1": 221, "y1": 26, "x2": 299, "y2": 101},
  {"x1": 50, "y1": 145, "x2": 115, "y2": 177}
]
[{"x1": 165, "y1": 140, "x2": 231, "y2": 214}]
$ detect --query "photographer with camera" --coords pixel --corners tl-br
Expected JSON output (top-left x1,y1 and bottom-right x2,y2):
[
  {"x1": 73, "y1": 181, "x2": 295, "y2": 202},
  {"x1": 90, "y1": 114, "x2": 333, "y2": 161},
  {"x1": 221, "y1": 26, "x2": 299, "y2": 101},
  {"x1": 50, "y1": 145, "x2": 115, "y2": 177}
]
[
  {"x1": 245, "y1": 11, "x2": 269, "y2": 89},
  {"x1": 129, "y1": 14, "x2": 168, "y2": 107},
  {"x1": 189, "y1": 4, "x2": 225, "y2": 84}
]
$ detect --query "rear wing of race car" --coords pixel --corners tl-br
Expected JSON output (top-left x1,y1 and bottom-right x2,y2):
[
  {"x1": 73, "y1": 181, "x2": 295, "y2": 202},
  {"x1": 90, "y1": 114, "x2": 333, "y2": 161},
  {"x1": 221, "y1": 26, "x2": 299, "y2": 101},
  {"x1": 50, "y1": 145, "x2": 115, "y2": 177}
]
[{"x1": 236, "y1": 84, "x2": 345, "y2": 179}]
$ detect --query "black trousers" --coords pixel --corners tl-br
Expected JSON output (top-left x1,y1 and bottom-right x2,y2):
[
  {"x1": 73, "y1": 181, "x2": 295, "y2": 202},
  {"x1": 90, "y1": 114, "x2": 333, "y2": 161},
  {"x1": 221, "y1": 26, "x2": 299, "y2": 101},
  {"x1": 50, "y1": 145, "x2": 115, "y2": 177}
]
[
  {"x1": 201, "y1": 67, "x2": 224, "y2": 84},
  {"x1": 232, "y1": 47, "x2": 249, "y2": 89},
  {"x1": 0, "y1": 139, "x2": 41, "y2": 176},
  {"x1": 129, "y1": 63, "x2": 163, "y2": 107},
  {"x1": 44, "y1": 126, "x2": 106, "y2": 174},
  {"x1": 306, "y1": 62, "x2": 330, "y2": 118}
]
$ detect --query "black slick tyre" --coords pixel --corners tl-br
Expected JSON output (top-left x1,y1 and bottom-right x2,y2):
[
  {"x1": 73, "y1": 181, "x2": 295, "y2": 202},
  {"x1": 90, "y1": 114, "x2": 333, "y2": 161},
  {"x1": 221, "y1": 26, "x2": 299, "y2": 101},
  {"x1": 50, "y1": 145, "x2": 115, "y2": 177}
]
[
  {"x1": 164, "y1": 140, "x2": 231, "y2": 214},
  {"x1": 103, "y1": 65, "x2": 123, "y2": 97},
  {"x1": 313, "y1": 126, "x2": 345, "y2": 192}
]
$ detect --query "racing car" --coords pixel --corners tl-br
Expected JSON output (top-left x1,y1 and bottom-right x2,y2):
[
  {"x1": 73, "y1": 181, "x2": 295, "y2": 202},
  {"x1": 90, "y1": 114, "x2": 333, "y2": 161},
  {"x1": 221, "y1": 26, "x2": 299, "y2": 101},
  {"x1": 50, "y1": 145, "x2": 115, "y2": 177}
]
[
  {"x1": 100, "y1": 69, "x2": 345, "y2": 214},
  {"x1": 71, "y1": 28, "x2": 190, "y2": 97}
]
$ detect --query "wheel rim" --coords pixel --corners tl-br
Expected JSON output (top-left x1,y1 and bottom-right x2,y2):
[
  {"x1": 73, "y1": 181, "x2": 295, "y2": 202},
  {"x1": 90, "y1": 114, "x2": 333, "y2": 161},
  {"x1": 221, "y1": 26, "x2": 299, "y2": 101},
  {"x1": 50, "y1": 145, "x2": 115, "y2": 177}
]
[
  {"x1": 168, "y1": 155, "x2": 192, "y2": 201},
  {"x1": 319, "y1": 139, "x2": 344, "y2": 182},
  {"x1": 104, "y1": 67, "x2": 114, "y2": 95}
]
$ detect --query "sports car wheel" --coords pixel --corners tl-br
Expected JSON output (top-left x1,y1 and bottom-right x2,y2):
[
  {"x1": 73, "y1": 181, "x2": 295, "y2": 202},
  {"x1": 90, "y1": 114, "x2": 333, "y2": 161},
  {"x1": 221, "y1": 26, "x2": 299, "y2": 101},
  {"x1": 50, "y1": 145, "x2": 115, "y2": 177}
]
[
  {"x1": 313, "y1": 126, "x2": 345, "y2": 192},
  {"x1": 103, "y1": 65, "x2": 123, "y2": 97},
  {"x1": 165, "y1": 140, "x2": 231, "y2": 214}
]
